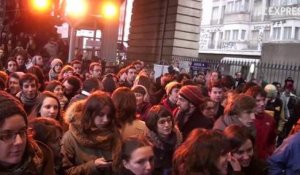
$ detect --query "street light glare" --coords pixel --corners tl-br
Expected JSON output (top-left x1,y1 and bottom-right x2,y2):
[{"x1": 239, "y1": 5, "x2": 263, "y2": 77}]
[
  {"x1": 102, "y1": 2, "x2": 118, "y2": 18},
  {"x1": 31, "y1": 0, "x2": 50, "y2": 12},
  {"x1": 65, "y1": 0, "x2": 87, "y2": 18}
]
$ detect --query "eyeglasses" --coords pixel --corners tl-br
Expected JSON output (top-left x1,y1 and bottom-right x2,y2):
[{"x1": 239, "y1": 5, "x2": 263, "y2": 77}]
[
  {"x1": 157, "y1": 117, "x2": 173, "y2": 125},
  {"x1": 0, "y1": 128, "x2": 27, "y2": 143}
]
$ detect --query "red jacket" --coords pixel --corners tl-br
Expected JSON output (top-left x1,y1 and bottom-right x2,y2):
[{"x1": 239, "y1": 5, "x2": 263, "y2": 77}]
[{"x1": 254, "y1": 112, "x2": 277, "y2": 160}]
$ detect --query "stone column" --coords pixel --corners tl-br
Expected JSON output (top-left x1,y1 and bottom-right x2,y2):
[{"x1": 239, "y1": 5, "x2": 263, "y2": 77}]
[{"x1": 127, "y1": 0, "x2": 202, "y2": 64}]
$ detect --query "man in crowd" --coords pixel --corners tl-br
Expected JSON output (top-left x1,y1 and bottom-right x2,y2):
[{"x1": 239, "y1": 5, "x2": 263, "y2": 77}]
[{"x1": 174, "y1": 85, "x2": 213, "y2": 140}]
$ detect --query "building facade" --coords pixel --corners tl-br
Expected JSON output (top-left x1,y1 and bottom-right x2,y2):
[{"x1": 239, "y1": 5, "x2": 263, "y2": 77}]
[{"x1": 199, "y1": 0, "x2": 300, "y2": 58}]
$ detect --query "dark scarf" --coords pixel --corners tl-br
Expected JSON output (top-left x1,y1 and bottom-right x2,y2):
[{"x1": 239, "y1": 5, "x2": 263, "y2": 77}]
[
  {"x1": 18, "y1": 91, "x2": 39, "y2": 106},
  {"x1": 146, "y1": 127, "x2": 182, "y2": 150}
]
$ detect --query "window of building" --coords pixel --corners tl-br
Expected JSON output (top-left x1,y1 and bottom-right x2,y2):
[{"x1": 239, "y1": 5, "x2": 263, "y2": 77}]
[
  {"x1": 232, "y1": 30, "x2": 239, "y2": 40},
  {"x1": 227, "y1": 2, "x2": 234, "y2": 13},
  {"x1": 295, "y1": 27, "x2": 300, "y2": 40},
  {"x1": 273, "y1": 27, "x2": 281, "y2": 40},
  {"x1": 283, "y1": 27, "x2": 292, "y2": 40},
  {"x1": 211, "y1": 7, "x2": 219, "y2": 24},
  {"x1": 225, "y1": 30, "x2": 231, "y2": 40},
  {"x1": 235, "y1": 0, "x2": 242, "y2": 12},
  {"x1": 263, "y1": 30, "x2": 271, "y2": 41},
  {"x1": 241, "y1": 30, "x2": 246, "y2": 40}
]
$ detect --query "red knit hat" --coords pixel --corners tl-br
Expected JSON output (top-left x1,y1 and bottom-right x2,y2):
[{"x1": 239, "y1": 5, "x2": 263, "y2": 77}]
[{"x1": 179, "y1": 85, "x2": 204, "y2": 106}]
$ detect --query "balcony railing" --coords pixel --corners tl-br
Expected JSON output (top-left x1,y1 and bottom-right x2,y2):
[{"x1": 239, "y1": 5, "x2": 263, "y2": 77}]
[{"x1": 210, "y1": 19, "x2": 219, "y2": 25}]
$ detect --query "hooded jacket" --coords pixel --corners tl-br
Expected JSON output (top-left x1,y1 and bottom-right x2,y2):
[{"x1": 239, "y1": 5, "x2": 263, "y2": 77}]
[{"x1": 61, "y1": 101, "x2": 121, "y2": 175}]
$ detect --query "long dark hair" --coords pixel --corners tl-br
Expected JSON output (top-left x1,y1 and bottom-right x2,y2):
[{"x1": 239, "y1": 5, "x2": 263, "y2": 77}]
[
  {"x1": 173, "y1": 129, "x2": 230, "y2": 175},
  {"x1": 81, "y1": 90, "x2": 116, "y2": 132},
  {"x1": 29, "y1": 91, "x2": 62, "y2": 122},
  {"x1": 111, "y1": 87, "x2": 136, "y2": 127},
  {"x1": 113, "y1": 136, "x2": 153, "y2": 172}
]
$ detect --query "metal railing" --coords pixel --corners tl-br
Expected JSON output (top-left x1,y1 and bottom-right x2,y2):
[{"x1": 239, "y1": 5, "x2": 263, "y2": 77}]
[{"x1": 172, "y1": 56, "x2": 300, "y2": 95}]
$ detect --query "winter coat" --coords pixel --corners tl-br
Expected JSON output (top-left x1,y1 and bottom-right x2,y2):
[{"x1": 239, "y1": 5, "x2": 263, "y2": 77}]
[
  {"x1": 61, "y1": 101, "x2": 121, "y2": 175},
  {"x1": 160, "y1": 97, "x2": 177, "y2": 113},
  {"x1": 268, "y1": 132, "x2": 300, "y2": 175},
  {"x1": 145, "y1": 127, "x2": 182, "y2": 175},
  {"x1": 254, "y1": 112, "x2": 276, "y2": 160},
  {"x1": 174, "y1": 108, "x2": 213, "y2": 140},
  {"x1": 0, "y1": 140, "x2": 55, "y2": 175},
  {"x1": 213, "y1": 115, "x2": 256, "y2": 137},
  {"x1": 113, "y1": 167, "x2": 135, "y2": 175},
  {"x1": 120, "y1": 119, "x2": 147, "y2": 140}
]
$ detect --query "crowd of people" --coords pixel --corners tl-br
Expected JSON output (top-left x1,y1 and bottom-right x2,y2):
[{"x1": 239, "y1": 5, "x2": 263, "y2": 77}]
[{"x1": 1, "y1": 32, "x2": 300, "y2": 175}]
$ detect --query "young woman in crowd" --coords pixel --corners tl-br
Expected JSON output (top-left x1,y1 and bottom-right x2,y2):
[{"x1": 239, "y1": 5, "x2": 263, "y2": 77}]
[
  {"x1": 61, "y1": 91, "x2": 121, "y2": 174},
  {"x1": 45, "y1": 80, "x2": 68, "y2": 110},
  {"x1": 173, "y1": 129, "x2": 230, "y2": 175},
  {"x1": 0, "y1": 91, "x2": 55, "y2": 174},
  {"x1": 132, "y1": 85, "x2": 152, "y2": 121},
  {"x1": 224, "y1": 125, "x2": 268, "y2": 175},
  {"x1": 200, "y1": 98, "x2": 217, "y2": 121},
  {"x1": 145, "y1": 105, "x2": 182, "y2": 175},
  {"x1": 29, "y1": 91, "x2": 63, "y2": 125},
  {"x1": 111, "y1": 87, "x2": 147, "y2": 139},
  {"x1": 113, "y1": 137, "x2": 154, "y2": 175},
  {"x1": 28, "y1": 117, "x2": 64, "y2": 174},
  {"x1": 5, "y1": 57, "x2": 18, "y2": 75},
  {"x1": 49, "y1": 58, "x2": 63, "y2": 81}
]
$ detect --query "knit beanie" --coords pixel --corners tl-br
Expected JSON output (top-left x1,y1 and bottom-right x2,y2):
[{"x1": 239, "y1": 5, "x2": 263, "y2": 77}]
[
  {"x1": 165, "y1": 81, "x2": 181, "y2": 95},
  {"x1": 132, "y1": 85, "x2": 147, "y2": 95},
  {"x1": 0, "y1": 91, "x2": 28, "y2": 125},
  {"x1": 131, "y1": 85, "x2": 150, "y2": 102},
  {"x1": 264, "y1": 84, "x2": 277, "y2": 98},
  {"x1": 179, "y1": 85, "x2": 204, "y2": 106},
  {"x1": 50, "y1": 58, "x2": 63, "y2": 69}
]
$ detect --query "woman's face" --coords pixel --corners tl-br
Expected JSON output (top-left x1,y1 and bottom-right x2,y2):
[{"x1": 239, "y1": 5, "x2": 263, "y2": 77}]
[
  {"x1": 232, "y1": 139, "x2": 254, "y2": 168},
  {"x1": 202, "y1": 101, "x2": 216, "y2": 119},
  {"x1": 156, "y1": 116, "x2": 173, "y2": 138},
  {"x1": 54, "y1": 64, "x2": 62, "y2": 73},
  {"x1": 35, "y1": 56, "x2": 43, "y2": 66},
  {"x1": 39, "y1": 97, "x2": 59, "y2": 119},
  {"x1": 216, "y1": 153, "x2": 229, "y2": 175},
  {"x1": 53, "y1": 85, "x2": 64, "y2": 98},
  {"x1": 8, "y1": 77, "x2": 21, "y2": 95},
  {"x1": 123, "y1": 146, "x2": 154, "y2": 175},
  {"x1": 134, "y1": 93, "x2": 144, "y2": 105},
  {"x1": 16, "y1": 55, "x2": 25, "y2": 66},
  {"x1": 7, "y1": 61, "x2": 18, "y2": 73},
  {"x1": 0, "y1": 114, "x2": 27, "y2": 167},
  {"x1": 94, "y1": 105, "x2": 111, "y2": 128}
]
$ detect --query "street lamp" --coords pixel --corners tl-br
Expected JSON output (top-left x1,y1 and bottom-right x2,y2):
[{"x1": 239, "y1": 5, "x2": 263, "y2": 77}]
[
  {"x1": 102, "y1": 2, "x2": 118, "y2": 18},
  {"x1": 30, "y1": 0, "x2": 51, "y2": 13},
  {"x1": 65, "y1": 0, "x2": 88, "y2": 18}
]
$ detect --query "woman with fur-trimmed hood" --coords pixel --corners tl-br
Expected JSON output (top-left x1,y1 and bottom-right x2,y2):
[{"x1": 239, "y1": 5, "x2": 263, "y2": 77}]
[
  {"x1": 61, "y1": 91, "x2": 122, "y2": 175},
  {"x1": 145, "y1": 105, "x2": 182, "y2": 175}
]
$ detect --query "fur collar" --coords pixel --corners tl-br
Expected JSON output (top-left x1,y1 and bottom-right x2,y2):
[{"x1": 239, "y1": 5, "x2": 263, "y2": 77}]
[{"x1": 64, "y1": 100, "x2": 120, "y2": 150}]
